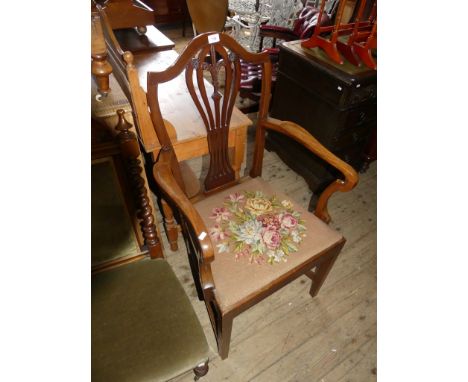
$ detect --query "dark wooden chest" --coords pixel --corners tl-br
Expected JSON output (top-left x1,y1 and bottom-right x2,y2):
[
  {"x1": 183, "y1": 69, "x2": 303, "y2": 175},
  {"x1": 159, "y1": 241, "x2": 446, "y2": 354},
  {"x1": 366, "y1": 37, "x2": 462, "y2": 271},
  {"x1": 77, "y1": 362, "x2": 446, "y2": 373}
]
[{"x1": 267, "y1": 40, "x2": 377, "y2": 209}]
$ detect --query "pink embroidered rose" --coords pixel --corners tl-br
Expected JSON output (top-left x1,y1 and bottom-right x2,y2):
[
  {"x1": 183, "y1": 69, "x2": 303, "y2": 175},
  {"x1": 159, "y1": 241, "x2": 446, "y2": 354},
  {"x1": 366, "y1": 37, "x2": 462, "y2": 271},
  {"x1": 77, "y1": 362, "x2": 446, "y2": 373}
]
[
  {"x1": 209, "y1": 224, "x2": 229, "y2": 242},
  {"x1": 226, "y1": 192, "x2": 245, "y2": 203},
  {"x1": 262, "y1": 227, "x2": 281, "y2": 250},
  {"x1": 210, "y1": 207, "x2": 231, "y2": 223},
  {"x1": 281, "y1": 213, "x2": 298, "y2": 229},
  {"x1": 257, "y1": 214, "x2": 281, "y2": 230}
]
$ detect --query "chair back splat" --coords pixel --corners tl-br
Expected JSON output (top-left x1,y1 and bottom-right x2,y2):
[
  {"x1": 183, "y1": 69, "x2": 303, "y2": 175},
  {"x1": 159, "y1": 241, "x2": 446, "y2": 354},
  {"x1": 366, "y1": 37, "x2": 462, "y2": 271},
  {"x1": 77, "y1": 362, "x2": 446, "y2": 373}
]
[{"x1": 146, "y1": 33, "x2": 272, "y2": 193}]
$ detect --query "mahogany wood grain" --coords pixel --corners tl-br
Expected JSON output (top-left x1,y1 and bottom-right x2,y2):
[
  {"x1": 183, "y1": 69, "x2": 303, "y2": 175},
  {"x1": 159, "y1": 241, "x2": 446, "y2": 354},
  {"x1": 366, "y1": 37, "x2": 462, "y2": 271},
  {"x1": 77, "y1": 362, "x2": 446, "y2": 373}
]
[
  {"x1": 115, "y1": 110, "x2": 162, "y2": 259},
  {"x1": 95, "y1": 0, "x2": 155, "y2": 30},
  {"x1": 91, "y1": 112, "x2": 164, "y2": 269},
  {"x1": 98, "y1": 4, "x2": 251, "y2": 172},
  {"x1": 252, "y1": 117, "x2": 359, "y2": 223},
  {"x1": 151, "y1": 32, "x2": 359, "y2": 358},
  {"x1": 146, "y1": 33, "x2": 267, "y2": 193},
  {"x1": 93, "y1": 6, "x2": 165, "y2": 261}
]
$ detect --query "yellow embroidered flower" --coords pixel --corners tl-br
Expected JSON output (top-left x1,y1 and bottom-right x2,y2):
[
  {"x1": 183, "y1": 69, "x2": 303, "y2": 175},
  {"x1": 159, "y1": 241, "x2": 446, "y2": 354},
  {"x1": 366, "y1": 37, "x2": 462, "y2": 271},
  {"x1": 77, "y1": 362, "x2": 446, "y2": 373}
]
[
  {"x1": 245, "y1": 197, "x2": 273, "y2": 216},
  {"x1": 281, "y1": 199, "x2": 293, "y2": 210}
]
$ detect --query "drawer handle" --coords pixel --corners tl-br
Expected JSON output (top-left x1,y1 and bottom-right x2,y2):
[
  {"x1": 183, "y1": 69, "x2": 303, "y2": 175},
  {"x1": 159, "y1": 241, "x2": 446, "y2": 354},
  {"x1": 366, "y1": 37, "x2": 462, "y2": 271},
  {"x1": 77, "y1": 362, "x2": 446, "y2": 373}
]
[{"x1": 359, "y1": 112, "x2": 366, "y2": 122}]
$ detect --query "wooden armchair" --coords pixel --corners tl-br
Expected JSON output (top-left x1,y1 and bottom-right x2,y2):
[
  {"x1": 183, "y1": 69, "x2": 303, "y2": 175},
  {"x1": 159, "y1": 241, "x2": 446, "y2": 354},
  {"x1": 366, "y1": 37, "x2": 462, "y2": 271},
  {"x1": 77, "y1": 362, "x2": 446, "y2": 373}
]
[
  {"x1": 258, "y1": 1, "x2": 340, "y2": 51},
  {"x1": 147, "y1": 32, "x2": 358, "y2": 359}
]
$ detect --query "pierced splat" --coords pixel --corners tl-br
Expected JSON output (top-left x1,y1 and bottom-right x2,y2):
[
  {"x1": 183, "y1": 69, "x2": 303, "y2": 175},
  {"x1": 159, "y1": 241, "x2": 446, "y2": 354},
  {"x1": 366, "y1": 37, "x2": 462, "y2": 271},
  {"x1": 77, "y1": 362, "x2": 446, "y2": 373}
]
[{"x1": 185, "y1": 44, "x2": 241, "y2": 192}]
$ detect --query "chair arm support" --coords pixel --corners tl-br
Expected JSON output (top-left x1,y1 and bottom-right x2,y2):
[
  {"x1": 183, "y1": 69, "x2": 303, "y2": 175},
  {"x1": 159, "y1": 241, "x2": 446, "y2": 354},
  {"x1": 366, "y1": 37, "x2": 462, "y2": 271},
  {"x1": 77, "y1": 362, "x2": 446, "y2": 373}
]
[
  {"x1": 153, "y1": 151, "x2": 215, "y2": 289},
  {"x1": 261, "y1": 117, "x2": 359, "y2": 223}
]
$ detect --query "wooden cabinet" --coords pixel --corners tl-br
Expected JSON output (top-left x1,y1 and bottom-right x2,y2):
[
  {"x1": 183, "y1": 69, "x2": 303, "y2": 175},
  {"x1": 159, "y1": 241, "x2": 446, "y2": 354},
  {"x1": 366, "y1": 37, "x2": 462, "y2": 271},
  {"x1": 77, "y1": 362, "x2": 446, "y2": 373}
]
[{"x1": 267, "y1": 40, "x2": 376, "y2": 210}]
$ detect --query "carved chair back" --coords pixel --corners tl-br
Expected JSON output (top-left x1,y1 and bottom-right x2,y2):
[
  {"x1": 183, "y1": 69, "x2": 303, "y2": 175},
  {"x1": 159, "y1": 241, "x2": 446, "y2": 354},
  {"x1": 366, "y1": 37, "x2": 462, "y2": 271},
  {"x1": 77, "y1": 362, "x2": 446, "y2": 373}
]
[
  {"x1": 95, "y1": 4, "x2": 161, "y2": 153},
  {"x1": 146, "y1": 32, "x2": 272, "y2": 193},
  {"x1": 292, "y1": 6, "x2": 321, "y2": 39}
]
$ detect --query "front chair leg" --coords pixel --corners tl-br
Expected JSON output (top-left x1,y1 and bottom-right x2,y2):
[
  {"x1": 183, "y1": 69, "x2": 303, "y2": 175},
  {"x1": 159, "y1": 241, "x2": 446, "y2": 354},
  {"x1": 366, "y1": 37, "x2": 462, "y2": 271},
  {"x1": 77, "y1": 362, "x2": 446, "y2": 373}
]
[
  {"x1": 193, "y1": 360, "x2": 209, "y2": 380},
  {"x1": 161, "y1": 198, "x2": 179, "y2": 251},
  {"x1": 308, "y1": 253, "x2": 339, "y2": 297},
  {"x1": 218, "y1": 314, "x2": 234, "y2": 360}
]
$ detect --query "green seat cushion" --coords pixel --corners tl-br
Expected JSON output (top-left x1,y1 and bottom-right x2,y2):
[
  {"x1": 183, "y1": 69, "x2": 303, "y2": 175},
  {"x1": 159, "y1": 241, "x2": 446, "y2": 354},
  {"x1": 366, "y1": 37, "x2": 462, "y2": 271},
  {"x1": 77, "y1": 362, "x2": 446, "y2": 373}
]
[{"x1": 92, "y1": 259, "x2": 209, "y2": 382}]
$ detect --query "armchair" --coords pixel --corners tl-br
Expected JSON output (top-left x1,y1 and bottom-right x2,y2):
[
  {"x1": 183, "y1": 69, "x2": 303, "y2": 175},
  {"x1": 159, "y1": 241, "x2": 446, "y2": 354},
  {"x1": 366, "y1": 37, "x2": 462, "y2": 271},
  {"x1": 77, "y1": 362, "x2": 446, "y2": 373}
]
[
  {"x1": 258, "y1": 0, "x2": 339, "y2": 51},
  {"x1": 147, "y1": 32, "x2": 358, "y2": 358}
]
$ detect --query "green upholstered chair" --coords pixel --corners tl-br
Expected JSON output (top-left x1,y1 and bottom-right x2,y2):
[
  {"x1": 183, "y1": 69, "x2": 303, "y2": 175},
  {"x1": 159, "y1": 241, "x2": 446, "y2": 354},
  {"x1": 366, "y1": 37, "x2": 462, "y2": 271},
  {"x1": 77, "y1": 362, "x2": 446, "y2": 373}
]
[{"x1": 92, "y1": 259, "x2": 210, "y2": 381}]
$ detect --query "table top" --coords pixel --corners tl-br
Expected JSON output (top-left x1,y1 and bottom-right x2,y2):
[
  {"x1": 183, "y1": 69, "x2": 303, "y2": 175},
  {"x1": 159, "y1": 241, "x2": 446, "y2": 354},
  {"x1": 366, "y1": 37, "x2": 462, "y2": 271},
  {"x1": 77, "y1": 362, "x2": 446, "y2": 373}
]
[
  {"x1": 92, "y1": 49, "x2": 251, "y2": 143},
  {"x1": 114, "y1": 25, "x2": 175, "y2": 54},
  {"x1": 134, "y1": 50, "x2": 252, "y2": 142}
]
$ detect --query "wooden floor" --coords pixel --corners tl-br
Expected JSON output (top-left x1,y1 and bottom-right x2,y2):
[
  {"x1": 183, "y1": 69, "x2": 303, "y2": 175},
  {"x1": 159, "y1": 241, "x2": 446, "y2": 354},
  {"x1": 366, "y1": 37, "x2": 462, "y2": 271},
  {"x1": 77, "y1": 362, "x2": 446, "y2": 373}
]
[{"x1": 158, "y1": 135, "x2": 376, "y2": 382}]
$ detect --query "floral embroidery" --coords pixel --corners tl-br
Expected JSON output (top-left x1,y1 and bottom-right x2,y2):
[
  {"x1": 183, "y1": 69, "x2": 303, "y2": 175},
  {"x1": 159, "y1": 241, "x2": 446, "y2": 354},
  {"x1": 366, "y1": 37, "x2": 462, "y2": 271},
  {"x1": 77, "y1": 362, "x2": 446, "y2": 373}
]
[{"x1": 208, "y1": 191, "x2": 307, "y2": 265}]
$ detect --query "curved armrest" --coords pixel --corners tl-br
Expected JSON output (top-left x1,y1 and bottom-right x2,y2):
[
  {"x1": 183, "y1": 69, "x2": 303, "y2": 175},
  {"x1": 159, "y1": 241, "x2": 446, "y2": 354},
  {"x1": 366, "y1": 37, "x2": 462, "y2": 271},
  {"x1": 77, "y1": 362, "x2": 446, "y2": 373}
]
[
  {"x1": 153, "y1": 150, "x2": 215, "y2": 289},
  {"x1": 260, "y1": 117, "x2": 359, "y2": 223}
]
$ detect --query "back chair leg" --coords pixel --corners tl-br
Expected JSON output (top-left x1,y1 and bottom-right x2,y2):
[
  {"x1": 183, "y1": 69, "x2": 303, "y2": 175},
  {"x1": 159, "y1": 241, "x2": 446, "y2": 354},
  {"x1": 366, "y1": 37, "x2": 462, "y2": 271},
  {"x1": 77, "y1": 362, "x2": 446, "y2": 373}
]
[
  {"x1": 218, "y1": 314, "x2": 234, "y2": 360},
  {"x1": 161, "y1": 198, "x2": 179, "y2": 251},
  {"x1": 308, "y1": 253, "x2": 339, "y2": 297},
  {"x1": 193, "y1": 360, "x2": 209, "y2": 380}
]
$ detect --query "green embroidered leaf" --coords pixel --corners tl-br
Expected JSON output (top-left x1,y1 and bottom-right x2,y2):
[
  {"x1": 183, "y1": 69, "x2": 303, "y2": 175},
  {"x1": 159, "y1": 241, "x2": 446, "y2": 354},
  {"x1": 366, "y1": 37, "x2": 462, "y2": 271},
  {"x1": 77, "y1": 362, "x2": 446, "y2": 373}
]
[
  {"x1": 287, "y1": 241, "x2": 298, "y2": 252},
  {"x1": 234, "y1": 241, "x2": 245, "y2": 252}
]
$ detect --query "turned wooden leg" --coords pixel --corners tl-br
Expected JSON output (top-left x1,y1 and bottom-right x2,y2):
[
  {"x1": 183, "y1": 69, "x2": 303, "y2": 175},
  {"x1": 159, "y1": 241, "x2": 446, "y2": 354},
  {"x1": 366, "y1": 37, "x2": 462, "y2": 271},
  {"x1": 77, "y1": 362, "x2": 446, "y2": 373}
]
[
  {"x1": 115, "y1": 110, "x2": 163, "y2": 259},
  {"x1": 307, "y1": 253, "x2": 339, "y2": 298},
  {"x1": 127, "y1": 157, "x2": 163, "y2": 258},
  {"x1": 91, "y1": 13, "x2": 112, "y2": 97},
  {"x1": 193, "y1": 360, "x2": 209, "y2": 380},
  {"x1": 161, "y1": 199, "x2": 179, "y2": 251},
  {"x1": 218, "y1": 314, "x2": 234, "y2": 360}
]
